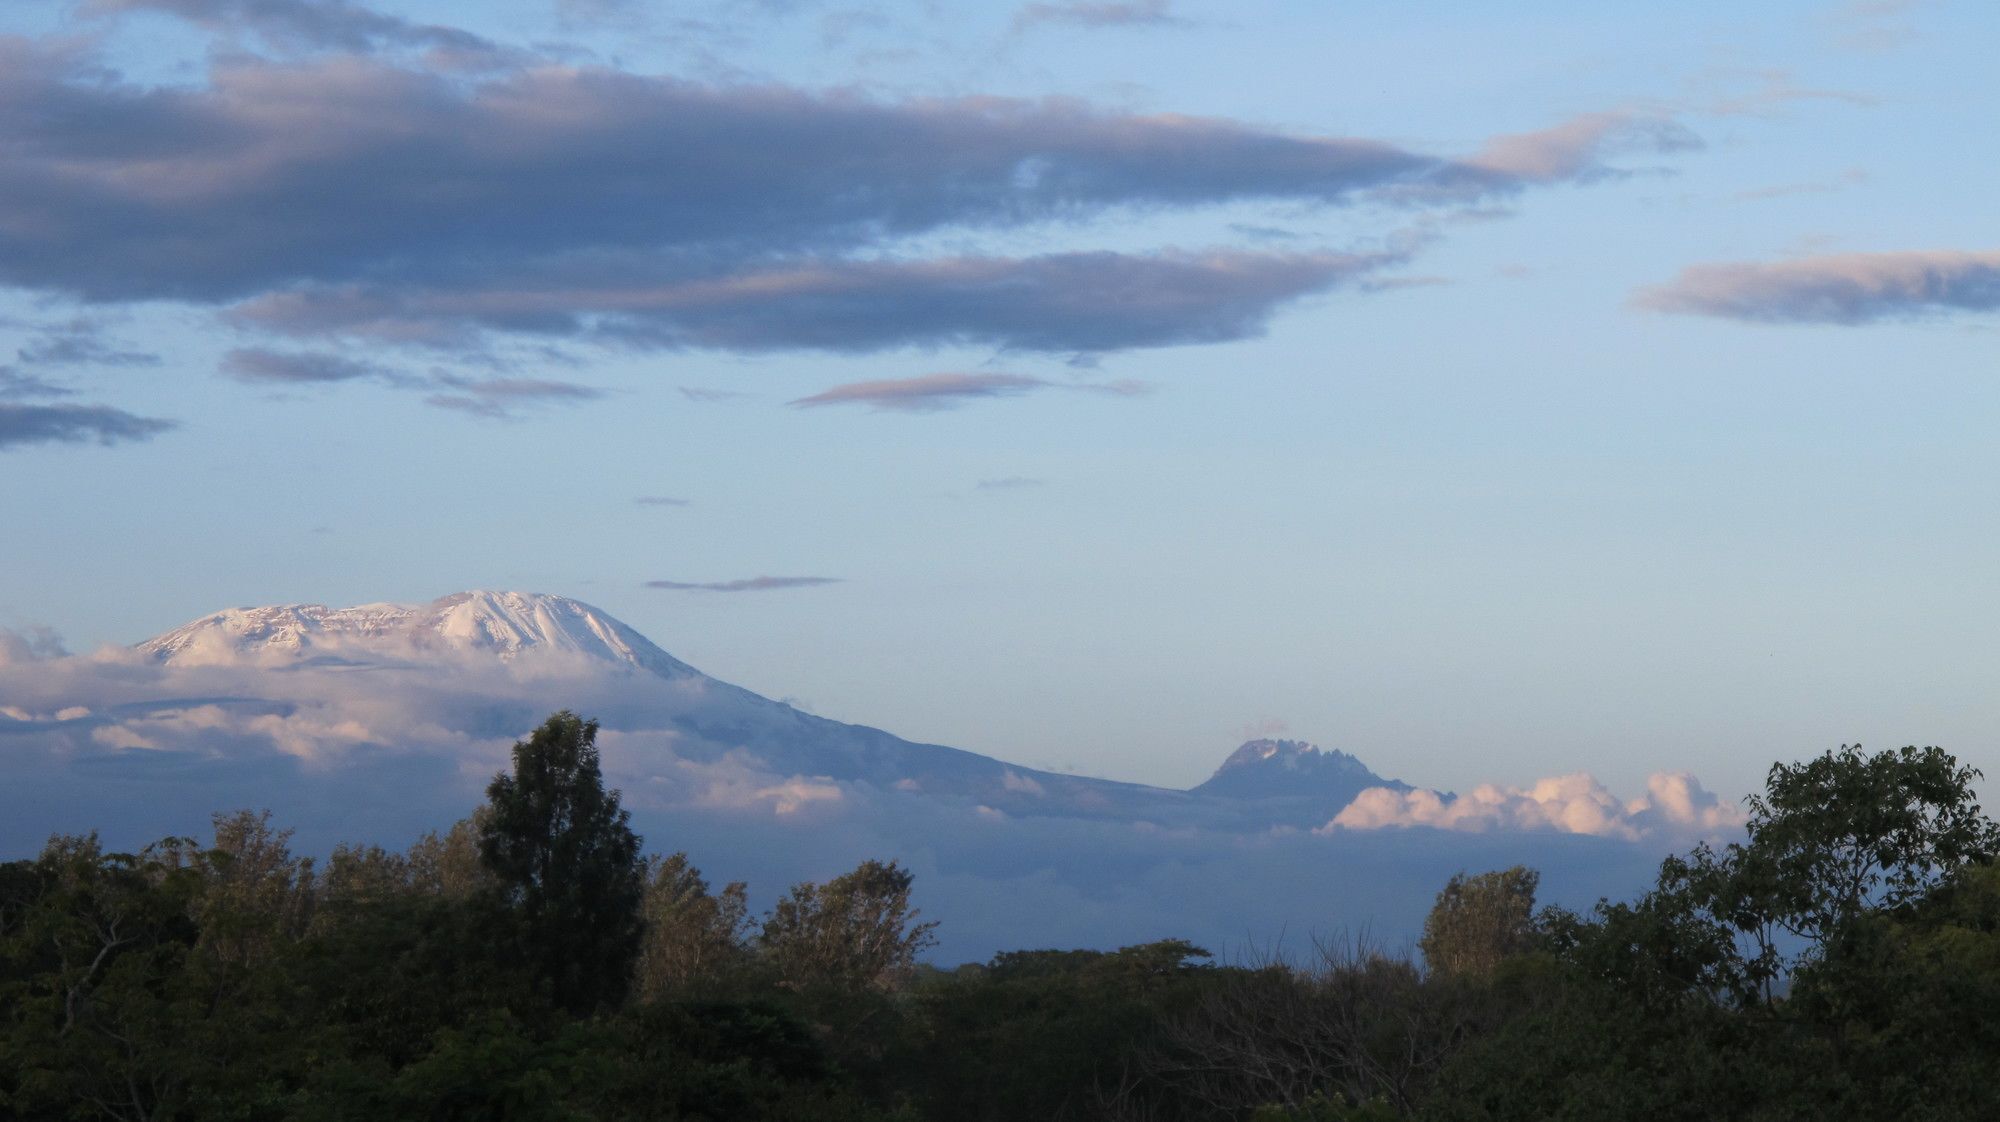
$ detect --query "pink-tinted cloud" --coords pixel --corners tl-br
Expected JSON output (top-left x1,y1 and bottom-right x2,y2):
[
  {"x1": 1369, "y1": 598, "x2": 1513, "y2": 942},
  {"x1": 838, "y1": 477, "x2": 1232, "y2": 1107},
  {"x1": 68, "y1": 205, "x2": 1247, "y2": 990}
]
[
  {"x1": 793, "y1": 373, "x2": 1047, "y2": 412},
  {"x1": 644, "y1": 576, "x2": 842, "y2": 592},
  {"x1": 1635, "y1": 250, "x2": 2000, "y2": 323},
  {"x1": 1465, "y1": 111, "x2": 1700, "y2": 185}
]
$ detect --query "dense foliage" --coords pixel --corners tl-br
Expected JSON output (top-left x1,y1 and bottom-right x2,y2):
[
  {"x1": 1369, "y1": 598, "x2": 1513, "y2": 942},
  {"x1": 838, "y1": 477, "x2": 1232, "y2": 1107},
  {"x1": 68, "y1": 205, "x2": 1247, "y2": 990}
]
[{"x1": 4, "y1": 729, "x2": 1997, "y2": 1120}]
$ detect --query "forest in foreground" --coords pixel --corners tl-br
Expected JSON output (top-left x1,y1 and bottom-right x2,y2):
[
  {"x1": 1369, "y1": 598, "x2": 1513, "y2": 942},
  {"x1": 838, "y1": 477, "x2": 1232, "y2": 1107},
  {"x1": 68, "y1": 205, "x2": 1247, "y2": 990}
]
[{"x1": 5, "y1": 712, "x2": 1999, "y2": 1121}]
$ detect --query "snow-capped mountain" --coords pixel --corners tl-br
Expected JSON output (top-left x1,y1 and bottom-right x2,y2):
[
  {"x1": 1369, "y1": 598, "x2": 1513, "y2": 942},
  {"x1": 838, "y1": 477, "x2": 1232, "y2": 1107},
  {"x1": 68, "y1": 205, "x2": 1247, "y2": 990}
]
[
  {"x1": 139, "y1": 590, "x2": 699, "y2": 679},
  {"x1": 128, "y1": 592, "x2": 1413, "y2": 827},
  {"x1": 128, "y1": 590, "x2": 1222, "y2": 822}
]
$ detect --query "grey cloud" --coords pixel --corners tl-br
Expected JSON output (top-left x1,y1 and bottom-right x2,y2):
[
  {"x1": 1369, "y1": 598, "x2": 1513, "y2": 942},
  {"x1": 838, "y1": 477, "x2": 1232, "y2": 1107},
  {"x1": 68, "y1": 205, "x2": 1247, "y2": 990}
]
[
  {"x1": 422, "y1": 375, "x2": 604, "y2": 418},
  {"x1": 0, "y1": 39, "x2": 1699, "y2": 362},
  {"x1": 222, "y1": 347, "x2": 386, "y2": 384},
  {"x1": 235, "y1": 249, "x2": 1394, "y2": 354},
  {"x1": 1635, "y1": 250, "x2": 2000, "y2": 324},
  {"x1": 0, "y1": 45, "x2": 1620, "y2": 308},
  {"x1": 645, "y1": 576, "x2": 842, "y2": 592},
  {"x1": 1013, "y1": 0, "x2": 1183, "y2": 31},
  {"x1": 634, "y1": 496, "x2": 691, "y2": 506},
  {"x1": 220, "y1": 349, "x2": 599, "y2": 417},
  {"x1": 83, "y1": 0, "x2": 505, "y2": 58},
  {"x1": 1729, "y1": 168, "x2": 1868, "y2": 203},
  {"x1": 17, "y1": 320, "x2": 160, "y2": 367},
  {"x1": 0, "y1": 368, "x2": 74, "y2": 400},
  {"x1": 0, "y1": 403, "x2": 177, "y2": 449}
]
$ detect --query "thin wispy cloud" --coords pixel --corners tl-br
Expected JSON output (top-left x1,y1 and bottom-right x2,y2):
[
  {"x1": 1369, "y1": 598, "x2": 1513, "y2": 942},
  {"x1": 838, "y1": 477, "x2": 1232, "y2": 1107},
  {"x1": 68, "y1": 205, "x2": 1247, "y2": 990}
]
[
  {"x1": 1688, "y1": 68, "x2": 1877, "y2": 117},
  {"x1": 220, "y1": 350, "x2": 601, "y2": 418},
  {"x1": 794, "y1": 373, "x2": 1047, "y2": 412},
  {"x1": 1729, "y1": 167, "x2": 1868, "y2": 203},
  {"x1": 976, "y1": 477, "x2": 1046, "y2": 490},
  {"x1": 1826, "y1": 0, "x2": 1926, "y2": 51},
  {"x1": 1635, "y1": 249, "x2": 2000, "y2": 324},
  {"x1": 233, "y1": 250, "x2": 1399, "y2": 355},
  {"x1": 0, "y1": 368, "x2": 73, "y2": 400},
  {"x1": 645, "y1": 576, "x2": 843, "y2": 592},
  {"x1": 16, "y1": 321, "x2": 160, "y2": 368},
  {"x1": 222, "y1": 348, "x2": 388, "y2": 384},
  {"x1": 1013, "y1": 0, "x2": 1184, "y2": 32},
  {"x1": 792, "y1": 371, "x2": 1150, "y2": 412},
  {"x1": 1462, "y1": 111, "x2": 1700, "y2": 186},
  {"x1": 634, "y1": 496, "x2": 691, "y2": 507},
  {"x1": 423, "y1": 376, "x2": 604, "y2": 418},
  {"x1": 679, "y1": 386, "x2": 751, "y2": 403},
  {"x1": 81, "y1": 0, "x2": 506, "y2": 59},
  {"x1": 0, "y1": 403, "x2": 177, "y2": 450}
]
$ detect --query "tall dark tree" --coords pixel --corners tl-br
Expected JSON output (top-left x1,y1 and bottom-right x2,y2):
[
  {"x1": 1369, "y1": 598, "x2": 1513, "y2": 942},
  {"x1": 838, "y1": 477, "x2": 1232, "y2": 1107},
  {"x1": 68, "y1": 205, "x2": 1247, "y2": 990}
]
[{"x1": 478, "y1": 711, "x2": 644, "y2": 1013}]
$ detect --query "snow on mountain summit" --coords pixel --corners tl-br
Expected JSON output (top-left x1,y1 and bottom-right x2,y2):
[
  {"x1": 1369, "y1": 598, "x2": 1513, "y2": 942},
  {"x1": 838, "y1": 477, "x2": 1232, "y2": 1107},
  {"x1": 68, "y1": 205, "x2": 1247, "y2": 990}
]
[{"x1": 138, "y1": 590, "x2": 697, "y2": 678}]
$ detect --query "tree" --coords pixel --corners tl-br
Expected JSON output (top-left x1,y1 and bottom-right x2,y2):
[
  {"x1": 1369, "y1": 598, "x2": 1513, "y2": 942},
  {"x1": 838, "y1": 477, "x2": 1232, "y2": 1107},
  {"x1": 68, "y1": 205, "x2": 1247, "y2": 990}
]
[
  {"x1": 478, "y1": 711, "x2": 645, "y2": 1013},
  {"x1": 1742, "y1": 744, "x2": 1999, "y2": 948},
  {"x1": 1419, "y1": 866, "x2": 1540, "y2": 979},
  {"x1": 406, "y1": 813, "x2": 493, "y2": 901},
  {"x1": 758, "y1": 859, "x2": 936, "y2": 992},
  {"x1": 635, "y1": 853, "x2": 751, "y2": 1002},
  {"x1": 185, "y1": 809, "x2": 317, "y2": 968}
]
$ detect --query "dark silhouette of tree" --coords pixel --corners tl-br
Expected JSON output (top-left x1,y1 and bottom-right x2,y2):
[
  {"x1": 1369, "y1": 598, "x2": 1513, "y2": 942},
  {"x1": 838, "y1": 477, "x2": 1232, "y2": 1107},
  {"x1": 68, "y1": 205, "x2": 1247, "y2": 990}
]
[
  {"x1": 1743, "y1": 743, "x2": 1999, "y2": 947},
  {"x1": 478, "y1": 710, "x2": 644, "y2": 1013}
]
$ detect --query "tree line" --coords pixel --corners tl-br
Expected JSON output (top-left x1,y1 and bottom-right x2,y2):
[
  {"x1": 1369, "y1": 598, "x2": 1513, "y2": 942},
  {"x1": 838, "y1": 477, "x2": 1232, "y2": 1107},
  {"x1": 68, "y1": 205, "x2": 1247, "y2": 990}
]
[{"x1": 3, "y1": 713, "x2": 1998, "y2": 1119}]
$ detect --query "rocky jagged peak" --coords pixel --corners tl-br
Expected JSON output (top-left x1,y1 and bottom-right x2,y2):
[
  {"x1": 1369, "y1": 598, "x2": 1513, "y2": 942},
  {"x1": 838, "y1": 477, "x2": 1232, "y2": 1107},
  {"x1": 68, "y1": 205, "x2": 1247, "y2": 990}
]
[{"x1": 1192, "y1": 738, "x2": 1402, "y2": 801}]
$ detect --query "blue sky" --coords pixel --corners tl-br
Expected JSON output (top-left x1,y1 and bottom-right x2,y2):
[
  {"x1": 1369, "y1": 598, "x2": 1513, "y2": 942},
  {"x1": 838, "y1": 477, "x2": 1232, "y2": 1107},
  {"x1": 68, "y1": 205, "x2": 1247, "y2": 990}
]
[{"x1": 2, "y1": 0, "x2": 1995, "y2": 805}]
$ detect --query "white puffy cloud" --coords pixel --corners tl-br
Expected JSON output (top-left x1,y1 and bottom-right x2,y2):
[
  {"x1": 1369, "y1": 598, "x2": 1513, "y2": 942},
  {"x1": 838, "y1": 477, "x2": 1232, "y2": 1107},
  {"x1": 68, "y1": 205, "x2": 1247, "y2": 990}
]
[{"x1": 1324, "y1": 771, "x2": 1742, "y2": 842}]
